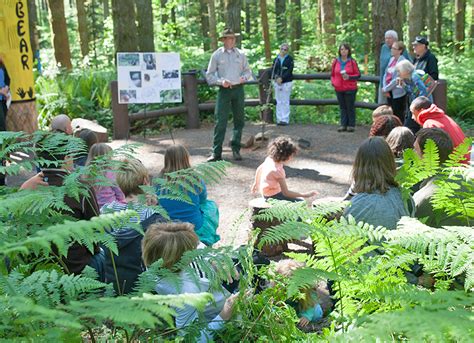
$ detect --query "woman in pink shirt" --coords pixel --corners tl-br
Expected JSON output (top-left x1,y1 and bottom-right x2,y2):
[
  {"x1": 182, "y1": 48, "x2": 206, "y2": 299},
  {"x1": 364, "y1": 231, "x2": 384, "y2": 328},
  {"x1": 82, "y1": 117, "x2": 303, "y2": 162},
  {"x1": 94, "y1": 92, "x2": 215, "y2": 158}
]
[{"x1": 251, "y1": 137, "x2": 317, "y2": 202}]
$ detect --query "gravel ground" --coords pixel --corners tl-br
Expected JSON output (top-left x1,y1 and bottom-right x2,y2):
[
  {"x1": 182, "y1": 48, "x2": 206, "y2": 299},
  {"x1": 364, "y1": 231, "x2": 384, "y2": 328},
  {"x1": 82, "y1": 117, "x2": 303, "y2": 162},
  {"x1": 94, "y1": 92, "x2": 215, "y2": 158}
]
[{"x1": 109, "y1": 122, "x2": 370, "y2": 247}]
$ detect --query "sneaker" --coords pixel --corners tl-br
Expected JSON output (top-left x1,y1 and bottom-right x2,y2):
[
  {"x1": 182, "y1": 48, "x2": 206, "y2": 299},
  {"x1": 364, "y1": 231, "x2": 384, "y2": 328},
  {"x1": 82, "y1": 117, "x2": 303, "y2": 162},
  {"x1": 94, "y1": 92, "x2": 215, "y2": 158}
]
[
  {"x1": 337, "y1": 126, "x2": 347, "y2": 132},
  {"x1": 207, "y1": 154, "x2": 222, "y2": 162},
  {"x1": 277, "y1": 122, "x2": 288, "y2": 126},
  {"x1": 347, "y1": 127, "x2": 355, "y2": 132},
  {"x1": 232, "y1": 151, "x2": 242, "y2": 161}
]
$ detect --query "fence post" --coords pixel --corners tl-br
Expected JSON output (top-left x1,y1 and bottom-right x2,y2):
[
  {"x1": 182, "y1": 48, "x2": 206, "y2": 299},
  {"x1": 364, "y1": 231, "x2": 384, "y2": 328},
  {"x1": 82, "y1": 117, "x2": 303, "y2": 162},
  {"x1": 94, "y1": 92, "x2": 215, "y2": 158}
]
[
  {"x1": 433, "y1": 79, "x2": 447, "y2": 112},
  {"x1": 111, "y1": 81, "x2": 130, "y2": 140},
  {"x1": 258, "y1": 68, "x2": 273, "y2": 123},
  {"x1": 183, "y1": 71, "x2": 200, "y2": 129}
]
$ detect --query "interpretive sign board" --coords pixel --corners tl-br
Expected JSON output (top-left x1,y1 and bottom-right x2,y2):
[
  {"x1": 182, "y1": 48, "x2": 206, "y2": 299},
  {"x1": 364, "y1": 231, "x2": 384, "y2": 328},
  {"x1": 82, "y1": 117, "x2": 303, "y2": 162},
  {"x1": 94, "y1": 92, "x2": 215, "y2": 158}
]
[{"x1": 117, "y1": 52, "x2": 181, "y2": 104}]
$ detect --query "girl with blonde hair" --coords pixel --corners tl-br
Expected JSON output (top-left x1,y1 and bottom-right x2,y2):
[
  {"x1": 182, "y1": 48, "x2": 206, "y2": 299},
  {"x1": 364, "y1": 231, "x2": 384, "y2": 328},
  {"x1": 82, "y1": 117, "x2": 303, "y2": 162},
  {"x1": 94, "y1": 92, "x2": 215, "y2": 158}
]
[{"x1": 157, "y1": 144, "x2": 220, "y2": 246}]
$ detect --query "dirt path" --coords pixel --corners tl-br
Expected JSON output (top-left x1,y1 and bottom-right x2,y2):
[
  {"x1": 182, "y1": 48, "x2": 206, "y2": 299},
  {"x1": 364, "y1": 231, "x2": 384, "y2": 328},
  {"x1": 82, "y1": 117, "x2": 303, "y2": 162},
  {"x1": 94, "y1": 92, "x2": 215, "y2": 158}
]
[{"x1": 109, "y1": 122, "x2": 370, "y2": 247}]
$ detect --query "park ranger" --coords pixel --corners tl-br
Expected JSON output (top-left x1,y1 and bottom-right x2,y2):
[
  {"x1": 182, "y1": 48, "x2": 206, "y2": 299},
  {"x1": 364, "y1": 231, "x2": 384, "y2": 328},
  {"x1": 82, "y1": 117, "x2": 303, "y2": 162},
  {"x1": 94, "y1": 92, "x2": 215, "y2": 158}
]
[{"x1": 206, "y1": 28, "x2": 253, "y2": 162}]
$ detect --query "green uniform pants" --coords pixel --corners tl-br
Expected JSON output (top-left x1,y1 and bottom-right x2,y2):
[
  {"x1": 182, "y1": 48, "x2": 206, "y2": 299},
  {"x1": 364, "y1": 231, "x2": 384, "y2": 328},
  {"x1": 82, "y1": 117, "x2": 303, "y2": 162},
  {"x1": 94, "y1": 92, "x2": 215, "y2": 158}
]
[{"x1": 212, "y1": 86, "x2": 245, "y2": 156}]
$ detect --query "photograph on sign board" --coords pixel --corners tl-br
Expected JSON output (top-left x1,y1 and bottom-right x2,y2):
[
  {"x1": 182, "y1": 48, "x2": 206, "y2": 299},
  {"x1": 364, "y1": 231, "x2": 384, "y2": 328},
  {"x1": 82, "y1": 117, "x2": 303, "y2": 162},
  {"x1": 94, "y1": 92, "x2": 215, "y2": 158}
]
[
  {"x1": 120, "y1": 89, "x2": 137, "y2": 103},
  {"x1": 118, "y1": 53, "x2": 140, "y2": 66},
  {"x1": 143, "y1": 54, "x2": 156, "y2": 70},
  {"x1": 129, "y1": 72, "x2": 142, "y2": 88},
  {"x1": 162, "y1": 69, "x2": 179, "y2": 79},
  {"x1": 160, "y1": 89, "x2": 181, "y2": 102}
]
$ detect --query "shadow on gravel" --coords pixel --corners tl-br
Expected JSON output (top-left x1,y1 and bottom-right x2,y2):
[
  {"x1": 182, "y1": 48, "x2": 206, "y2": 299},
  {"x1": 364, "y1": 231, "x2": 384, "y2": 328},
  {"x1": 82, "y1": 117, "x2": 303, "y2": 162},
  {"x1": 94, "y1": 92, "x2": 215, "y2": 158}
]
[{"x1": 285, "y1": 166, "x2": 331, "y2": 181}]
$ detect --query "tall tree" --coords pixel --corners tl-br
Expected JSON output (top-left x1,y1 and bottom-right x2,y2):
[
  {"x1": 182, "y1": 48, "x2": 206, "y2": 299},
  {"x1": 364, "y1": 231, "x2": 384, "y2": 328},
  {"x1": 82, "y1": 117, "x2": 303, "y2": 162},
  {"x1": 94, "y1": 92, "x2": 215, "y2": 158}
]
[
  {"x1": 225, "y1": 0, "x2": 242, "y2": 45},
  {"x1": 244, "y1": 0, "x2": 251, "y2": 34},
  {"x1": 320, "y1": 0, "x2": 336, "y2": 47},
  {"x1": 290, "y1": 0, "x2": 302, "y2": 51},
  {"x1": 199, "y1": 0, "x2": 210, "y2": 51},
  {"x1": 76, "y1": 0, "x2": 90, "y2": 58},
  {"x1": 103, "y1": 0, "x2": 110, "y2": 17},
  {"x1": 47, "y1": 0, "x2": 73, "y2": 70},
  {"x1": 111, "y1": 0, "x2": 138, "y2": 52},
  {"x1": 435, "y1": 0, "x2": 442, "y2": 45},
  {"x1": 260, "y1": 0, "x2": 271, "y2": 62},
  {"x1": 454, "y1": 0, "x2": 466, "y2": 54},
  {"x1": 349, "y1": 0, "x2": 357, "y2": 21},
  {"x1": 340, "y1": 0, "x2": 348, "y2": 25},
  {"x1": 135, "y1": 0, "x2": 155, "y2": 52},
  {"x1": 363, "y1": 0, "x2": 370, "y2": 55},
  {"x1": 427, "y1": 0, "x2": 437, "y2": 42},
  {"x1": 372, "y1": 0, "x2": 404, "y2": 74},
  {"x1": 208, "y1": 0, "x2": 218, "y2": 51},
  {"x1": 161, "y1": 0, "x2": 169, "y2": 26},
  {"x1": 470, "y1": 0, "x2": 474, "y2": 50},
  {"x1": 27, "y1": 0, "x2": 39, "y2": 54},
  {"x1": 408, "y1": 0, "x2": 424, "y2": 44},
  {"x1": 275, "y1": 0, "x2": 287, "y2": 42}
]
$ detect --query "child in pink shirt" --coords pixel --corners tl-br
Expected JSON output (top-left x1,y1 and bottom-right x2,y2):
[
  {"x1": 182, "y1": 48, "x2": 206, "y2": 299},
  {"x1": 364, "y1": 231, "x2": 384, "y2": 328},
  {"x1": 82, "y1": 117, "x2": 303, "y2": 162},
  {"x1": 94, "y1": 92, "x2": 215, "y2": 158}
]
[
  {"x1": 251, "y1": 137, "x2": 317, "y2": 202},
  {"x1": 86, "y1": 143, "x2": 126, "y2": 209}
]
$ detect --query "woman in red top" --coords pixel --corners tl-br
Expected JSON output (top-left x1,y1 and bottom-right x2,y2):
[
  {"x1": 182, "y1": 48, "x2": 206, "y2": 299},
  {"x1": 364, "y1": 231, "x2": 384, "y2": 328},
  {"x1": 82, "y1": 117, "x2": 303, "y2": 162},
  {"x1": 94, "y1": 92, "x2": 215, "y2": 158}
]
[{"x1": 331, "y1": 43, "x2": 361, "y2": 132}]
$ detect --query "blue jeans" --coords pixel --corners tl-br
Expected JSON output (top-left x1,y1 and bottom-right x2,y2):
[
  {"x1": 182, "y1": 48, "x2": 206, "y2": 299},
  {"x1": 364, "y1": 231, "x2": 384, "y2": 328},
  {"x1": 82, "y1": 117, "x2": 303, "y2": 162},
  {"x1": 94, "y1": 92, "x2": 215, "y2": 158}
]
[{"x1": 336, "y1": 90, "x2": 357, "y2": 127}]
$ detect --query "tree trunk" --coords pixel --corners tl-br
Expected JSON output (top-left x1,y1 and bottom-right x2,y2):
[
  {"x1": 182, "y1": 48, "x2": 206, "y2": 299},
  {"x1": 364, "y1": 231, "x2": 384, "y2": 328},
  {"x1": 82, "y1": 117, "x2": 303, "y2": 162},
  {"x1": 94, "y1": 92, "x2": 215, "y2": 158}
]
[
  {"x1": 317, "y1": 0, "x2": 322, "y2": 36},
  {"x1": 135, "y1": 0, "x2": 155, "y2": 52},
  {"x1": 245, "y1": 0, "x2": 251, "y2": 34},
  {"x1": 426, "y1": 0, "x2": 436, "y2": 41},
  {"x1": 225, "y1": 0, "x2": 242, "y2": 46},
  {"x1": 408, "y1": 0, "x2": 424, "y2": 45},
  {"x1": 321, "y1": 0, "x2": 336, "y2": 47},
  {"x1": 103, "y1": 0, "x2": 109, "y2": 17},
  {"x1": 363, "y1": 0, "x2": 370, "y2": 55},
  {"x1": 435, "y1": 0, "x2": 442, "y2": 45},
  {"x1": 372, "y1": 0, "x2": 404, "y2": 75},
  {"x1": 275, "y1": 0, "x2": 287, "y2": 42},
  {"x1": 454, "y1": 0, "x2": 466, "y2": 54},
  {"x1": 208, "y1": 0, "x2": 218, "y2": 50},
  {"x1": 200, "y1": 0, "x2": 210, "y2": 51},
  {"x1": 470, "y1": 0, "x2": 474, "y2": 50},
  {"x1": 161, "y1": 0, "x2": 168, "y2": 26},
  {"x1": 47, "y1": 0, "x2": 73, "y2": 70},
  {"x1": 260, "y1": 0, "x2": 271, "y2": 62},
  {"x1": 290, "y1": 0, "x2": 302, "y2": 51},
  {"x1": 76, "y1": 0, "x2": 90, "y2": 57},
  {"x1": 340, "y1": 0, "x2": 348, "y2": 25},
  {"x1": 27, "y1": 0, "x2": 39, "y2": 54},
  {"x1": 349, "y1": 0, "x2": 357, "y2": 21},
  {"x1": 111, "y1": 0, "x2": 138, "y2": 53}
]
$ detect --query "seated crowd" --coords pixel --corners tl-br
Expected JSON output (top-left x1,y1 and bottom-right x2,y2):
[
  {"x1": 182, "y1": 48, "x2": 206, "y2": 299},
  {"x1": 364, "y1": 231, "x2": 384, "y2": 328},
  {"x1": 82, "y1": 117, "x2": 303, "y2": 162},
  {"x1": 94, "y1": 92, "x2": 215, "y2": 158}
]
[{"x1": 14, "y1": 94, "x2": 470, "y2": 339}]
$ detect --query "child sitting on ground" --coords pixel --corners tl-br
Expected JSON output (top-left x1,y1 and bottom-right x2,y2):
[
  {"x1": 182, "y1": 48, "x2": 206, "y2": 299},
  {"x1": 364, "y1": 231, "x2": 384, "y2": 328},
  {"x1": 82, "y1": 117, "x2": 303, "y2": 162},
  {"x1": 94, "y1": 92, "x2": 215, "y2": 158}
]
[
  {"x1": 86, "y1": 143, "x2": 125, "y2": 209},
  {"x1": 251, "y1": 137, "x2": 317, "y2": 202},
  {"x1": 274, "y1": 259, "x2": 329, "y2": 328}
]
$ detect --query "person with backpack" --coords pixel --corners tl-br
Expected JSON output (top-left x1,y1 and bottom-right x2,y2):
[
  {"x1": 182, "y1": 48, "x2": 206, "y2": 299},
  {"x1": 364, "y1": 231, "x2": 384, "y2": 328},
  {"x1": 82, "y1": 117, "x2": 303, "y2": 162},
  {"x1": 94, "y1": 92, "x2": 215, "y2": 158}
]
[{"x1": 101, "y1": 158, "x2": 165, "y2": 294}]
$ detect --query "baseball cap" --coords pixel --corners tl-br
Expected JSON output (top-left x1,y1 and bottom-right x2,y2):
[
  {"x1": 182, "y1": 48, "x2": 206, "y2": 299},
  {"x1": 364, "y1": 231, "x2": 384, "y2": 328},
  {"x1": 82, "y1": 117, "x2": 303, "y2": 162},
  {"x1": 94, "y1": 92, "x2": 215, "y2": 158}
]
[{"x1": 412, "y1": 36, "x2": 429, "y2": 45}]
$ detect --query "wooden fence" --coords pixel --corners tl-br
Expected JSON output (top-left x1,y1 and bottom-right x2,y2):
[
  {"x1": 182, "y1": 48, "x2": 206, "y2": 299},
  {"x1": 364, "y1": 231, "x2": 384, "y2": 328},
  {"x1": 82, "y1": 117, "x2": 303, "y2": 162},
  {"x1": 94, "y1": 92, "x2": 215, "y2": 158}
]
[{"x1": 111, "y1": 69, "x2": 447, "y2": 139}]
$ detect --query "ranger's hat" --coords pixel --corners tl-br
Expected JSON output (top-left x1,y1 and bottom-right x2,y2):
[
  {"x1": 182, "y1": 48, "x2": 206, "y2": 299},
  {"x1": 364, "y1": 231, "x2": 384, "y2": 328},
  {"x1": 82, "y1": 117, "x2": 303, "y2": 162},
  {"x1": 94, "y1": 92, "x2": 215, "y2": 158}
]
[
  {"x1": 412, "y1": 36, "x2": 429, "y2": 46},
  {"x1": 219, "y1": 28, "x2": 240, "y2": 40}
]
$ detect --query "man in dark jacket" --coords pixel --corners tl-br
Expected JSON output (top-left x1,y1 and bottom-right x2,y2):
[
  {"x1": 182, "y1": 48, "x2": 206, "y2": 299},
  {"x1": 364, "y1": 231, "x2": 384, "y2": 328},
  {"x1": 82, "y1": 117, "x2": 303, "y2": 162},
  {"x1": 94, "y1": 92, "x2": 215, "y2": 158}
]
[{"x1": 412, "y1": 36, "x2": 439, "y2": 80}]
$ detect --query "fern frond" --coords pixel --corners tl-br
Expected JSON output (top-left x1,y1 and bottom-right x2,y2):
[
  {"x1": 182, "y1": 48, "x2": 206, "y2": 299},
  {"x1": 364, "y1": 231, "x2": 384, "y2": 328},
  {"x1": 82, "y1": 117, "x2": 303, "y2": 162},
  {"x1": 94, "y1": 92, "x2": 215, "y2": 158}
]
[
  {"x1": 65, "y1": 292, "x2": 212, "y2": 328},
  {"x1": 443, "y1": 137, "x2": 472, "y2": 167},
  {"x1": 0, "y1": 211, "x2": 138, "y2": 258}
]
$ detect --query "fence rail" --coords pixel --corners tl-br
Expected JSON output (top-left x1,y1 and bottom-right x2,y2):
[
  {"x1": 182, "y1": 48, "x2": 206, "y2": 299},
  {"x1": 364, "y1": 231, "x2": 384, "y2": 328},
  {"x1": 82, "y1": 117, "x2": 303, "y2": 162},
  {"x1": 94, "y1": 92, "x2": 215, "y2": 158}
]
[{"x1": 111, "y1": 69, "x2": 447, "y2": 139}]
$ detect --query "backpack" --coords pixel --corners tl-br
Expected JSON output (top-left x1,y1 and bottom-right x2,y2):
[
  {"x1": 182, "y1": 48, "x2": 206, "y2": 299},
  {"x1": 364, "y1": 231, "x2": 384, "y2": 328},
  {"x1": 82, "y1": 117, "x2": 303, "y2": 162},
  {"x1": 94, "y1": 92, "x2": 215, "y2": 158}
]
[{"x1": 103, "y1": 213, "x2": 166, "y2": 295}]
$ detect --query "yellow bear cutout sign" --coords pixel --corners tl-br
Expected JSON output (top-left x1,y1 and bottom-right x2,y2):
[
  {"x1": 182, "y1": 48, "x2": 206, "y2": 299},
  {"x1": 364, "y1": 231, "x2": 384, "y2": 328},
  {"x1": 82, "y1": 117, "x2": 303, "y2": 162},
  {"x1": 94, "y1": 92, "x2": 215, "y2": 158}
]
[{"x1": 0, "y1": 0, "x2": 35, "y2": 102}]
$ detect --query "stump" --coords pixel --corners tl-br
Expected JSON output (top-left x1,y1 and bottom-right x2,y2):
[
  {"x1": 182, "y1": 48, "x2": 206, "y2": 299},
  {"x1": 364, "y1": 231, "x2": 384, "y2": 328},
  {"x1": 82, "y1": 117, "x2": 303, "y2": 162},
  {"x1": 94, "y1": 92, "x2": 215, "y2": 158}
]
[
  {"x1": 249, "y1": 198, "x2": 287, "y2": 257},
  {"x1": 6, "y1": 101, "x2": 38, "y2": 133},
  {"x1": 71, "y1": 118, "x2": 108, "y2": 142}
]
